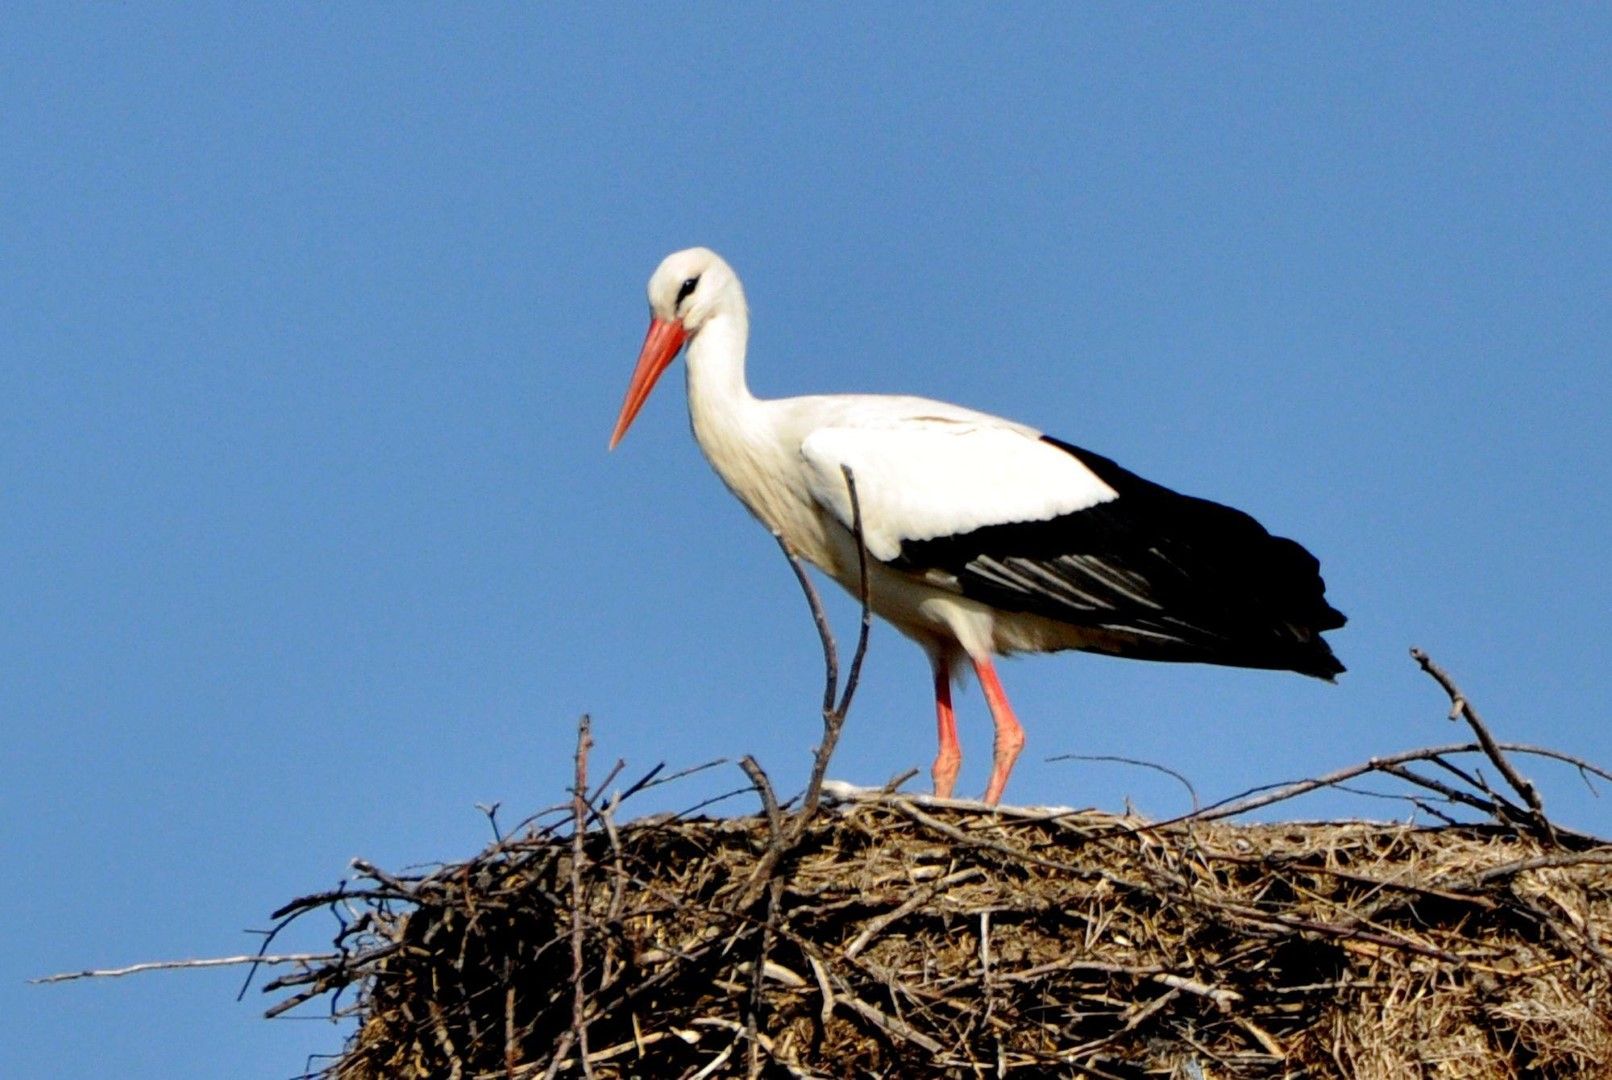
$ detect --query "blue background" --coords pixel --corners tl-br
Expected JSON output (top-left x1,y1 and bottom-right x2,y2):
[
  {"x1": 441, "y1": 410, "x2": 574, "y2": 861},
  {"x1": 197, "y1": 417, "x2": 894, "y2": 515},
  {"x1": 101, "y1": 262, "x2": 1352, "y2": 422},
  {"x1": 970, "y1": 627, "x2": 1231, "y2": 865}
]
[{"x1": 5, "y1": 8, "x2": 1608, "y2": 1076}]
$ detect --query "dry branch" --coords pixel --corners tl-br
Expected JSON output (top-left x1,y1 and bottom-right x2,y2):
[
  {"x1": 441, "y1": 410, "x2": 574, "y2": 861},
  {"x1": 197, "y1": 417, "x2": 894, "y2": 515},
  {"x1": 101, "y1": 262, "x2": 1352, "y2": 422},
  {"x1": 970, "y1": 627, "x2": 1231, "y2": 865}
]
[
  {"x1": 772, "y1": 464, "x2": 872, "y2": 833},
  {"x1": 1412, "y1": 647, "x2": 1556, "y2": 844},
  {"x1": 30, "y1": 954, "x2": 336, "y2": 984},
  {"x1": 564, "y1": 715, "x2": 596, "y2": 1080}
]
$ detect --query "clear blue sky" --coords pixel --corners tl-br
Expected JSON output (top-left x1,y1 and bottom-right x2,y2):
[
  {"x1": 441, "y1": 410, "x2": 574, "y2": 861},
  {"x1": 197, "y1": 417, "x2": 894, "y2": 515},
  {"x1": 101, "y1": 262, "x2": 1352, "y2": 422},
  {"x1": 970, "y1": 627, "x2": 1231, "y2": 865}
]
[{"x1": 5, "y1": 7, "x2": 1608, "y2": 1076}]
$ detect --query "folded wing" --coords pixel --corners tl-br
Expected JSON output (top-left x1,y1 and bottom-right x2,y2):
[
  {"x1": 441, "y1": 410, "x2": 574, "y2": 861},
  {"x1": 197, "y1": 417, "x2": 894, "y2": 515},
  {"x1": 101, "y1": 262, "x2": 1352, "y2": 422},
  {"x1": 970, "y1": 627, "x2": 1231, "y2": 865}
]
[{"x1": 801, "y1": 422, "x2": 1345, "y2": 678}]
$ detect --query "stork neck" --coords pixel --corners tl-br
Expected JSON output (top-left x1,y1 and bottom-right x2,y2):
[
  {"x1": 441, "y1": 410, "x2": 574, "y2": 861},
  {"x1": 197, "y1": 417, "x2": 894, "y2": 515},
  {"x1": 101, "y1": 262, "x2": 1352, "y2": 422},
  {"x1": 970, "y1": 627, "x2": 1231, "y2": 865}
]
[{"x1": 684, "y1": 309, "x2": 757, "y2": 425}]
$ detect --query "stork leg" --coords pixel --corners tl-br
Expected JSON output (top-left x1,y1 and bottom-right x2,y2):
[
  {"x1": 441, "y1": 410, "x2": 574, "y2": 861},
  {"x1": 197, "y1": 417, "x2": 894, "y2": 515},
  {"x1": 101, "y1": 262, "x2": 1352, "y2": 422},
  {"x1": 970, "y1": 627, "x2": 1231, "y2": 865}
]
[
  {"x1": 931, "y1": 658, "x2": 961, "y2": 798},
  {"x1": 972, "y1": 655, "x2": 1026, "y2": 805}
]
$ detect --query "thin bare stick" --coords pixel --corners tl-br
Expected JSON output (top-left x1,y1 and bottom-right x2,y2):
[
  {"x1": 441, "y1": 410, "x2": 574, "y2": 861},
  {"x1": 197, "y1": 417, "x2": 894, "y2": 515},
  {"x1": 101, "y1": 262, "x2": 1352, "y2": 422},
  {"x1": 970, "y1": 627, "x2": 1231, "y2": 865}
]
[
  {"x1": 1463, "y1": 849, "x2": 1612, "y2": 887},
  {"x1": 881, "y1": 767, "x2": 921, "y2": 795},
  {"x1": 32, "y1": 953, "x2": 336, "y2": 985},
  {"x1": 844, "y1": 868, "x2": 985, "y2": 960},
  {"x1": 780, "y1": 547, "x2": 841, "y2": 830},
  {"x1": 673, "y1": 784, "x2": 759, "y2": 820},
  {"x1": 1048, "y1": 753, "x2": 1201, "y2": 813},
  {"x1": 735, "y1": 753, "x2": 788, "y2": 1079},
  {"x1": 1371, "y1": 762, "x2": 1523, "y2": 822},
  {"x1": 569, "y1": 715, "x2": 597, "y2": 1080},
  {"x1": 1476, "y1": 743, "x2": 1612, "y2": 787},
  {"x1": 796, "y1": 467, "x2": 873, "y2": 828},
  {"x1": 1423, "y1": 754, "x2": 1528, "y2": 818},
  {"x1": 774, "y1": 532, "x2": 839, "y2": 715},
  {"x1": 619, "y1": 757, "x2": 729, "y2": 801},
  {"x1": 1179, "y1": 743, "x2": 1488, "y2": 823},
  {"x1": 688, "y1": 1017, "x2": 821, "y2": 1080},
  {"x1": 736, "y1": 756, "x2": 789, "y2": 905},
  {"x1": 540, "y1": 1032, "x2": 575, "y2": 1080},
  {"x1": 740, "y1": 755, "x2": 783, "y2": 839},
  {"x1": 834, "y1": 464, "x2": 873, "y2": 720},
  {"x1": 476, "y1": 802, "x2": 504, "y2": 843},
  {"x1": 1418, "y1": 651, "x2": 1553, "y2": 844},
  {"x1": 505, "y1": 983, "x2": 519, "y2": 1078},
  {"x1": 834, "y1": 991, "x2": 945, "y2": 1054},
  {"x1": 1412, "y1": 648, "x2": 1554, "y2": 843}
]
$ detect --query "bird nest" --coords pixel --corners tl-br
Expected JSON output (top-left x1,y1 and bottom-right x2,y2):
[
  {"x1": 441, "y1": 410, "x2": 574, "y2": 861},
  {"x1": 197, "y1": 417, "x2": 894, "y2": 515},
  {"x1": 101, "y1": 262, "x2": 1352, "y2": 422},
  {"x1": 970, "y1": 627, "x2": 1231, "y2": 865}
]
[{"x1": 264, "y1": 700, "x2": 1612, "y2": 1078}]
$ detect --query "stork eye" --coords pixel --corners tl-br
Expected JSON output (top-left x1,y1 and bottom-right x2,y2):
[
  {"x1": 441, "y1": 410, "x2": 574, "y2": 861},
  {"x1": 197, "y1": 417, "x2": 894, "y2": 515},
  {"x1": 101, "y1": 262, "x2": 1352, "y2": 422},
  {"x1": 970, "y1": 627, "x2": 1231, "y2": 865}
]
[{"x1": 676, "y1": 276, "x2": 700, "y2": 306}]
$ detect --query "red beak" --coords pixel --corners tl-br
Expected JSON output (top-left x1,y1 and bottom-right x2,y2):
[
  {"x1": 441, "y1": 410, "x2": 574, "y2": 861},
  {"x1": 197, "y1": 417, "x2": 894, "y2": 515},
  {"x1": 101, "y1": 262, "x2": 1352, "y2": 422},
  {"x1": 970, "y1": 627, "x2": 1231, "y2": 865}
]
[{"x1": 609, "y1": 317, "x2": 688, "y2": 449}]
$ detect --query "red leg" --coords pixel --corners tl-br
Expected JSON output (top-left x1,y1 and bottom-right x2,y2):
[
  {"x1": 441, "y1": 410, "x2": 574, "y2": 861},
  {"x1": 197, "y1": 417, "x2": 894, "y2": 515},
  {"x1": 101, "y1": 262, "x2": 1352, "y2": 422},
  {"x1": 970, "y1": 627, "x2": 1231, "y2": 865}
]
[
  {"x1": 972, "y1": 655, "x2": 1025, "y2": 805},
  {"x1": 931, "y1": 659, "x2": 961, "y2": 798}
]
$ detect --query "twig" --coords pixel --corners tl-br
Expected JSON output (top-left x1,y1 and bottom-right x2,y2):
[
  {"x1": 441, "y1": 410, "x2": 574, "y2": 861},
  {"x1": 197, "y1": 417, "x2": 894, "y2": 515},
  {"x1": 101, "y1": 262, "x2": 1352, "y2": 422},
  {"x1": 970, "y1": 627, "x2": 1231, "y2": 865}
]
[
  {"x1": 689, "y1": 1017, "x2": 824, "y2": 1080},
  {"x1": 808, "y1": 954, "x2": 834, "y2": 1028},
  {"x1": 1047, "y1": 753, "x2": 1201, "y2": 813},
  {"x1": 600, "y1": 794, "x2": 628, "y2": 923},
  {"x1": 1372, "y1": 761, "x2": 1529, "y2": 824},
  {"x1": 673, "y1": 784, "x2": 758, "y2": 820},
  {"x1": 476, "y1": 802, "x2": 503, "y2": 843},
  {"x1": 773, "y1": 533, "x2": 839, "y2": 717},
  {"x1": 614, "y1": 758, "x2": 728, "y2": 805},
  {"x1": 31, "y1": 953, "x2": 337, "y2": 985},
  {"x1": 1177, "y1": 742, "x2": 1536, "y2": 826},
  {"x1": 1463, "y1": 849, "x2": 1612, "y2": 887},
  {"x1": 886, "y1": 797, "x2": 1121, "y2": 881},
  {"x1": 787, "y1": 466, "x2": 873, "y2": 831},
  {"x1": 881, "y1": 768, "x2": 921, "y2": 794},
  {"x1": 1064, "y1": 988, "x2": 1180, "y2": 1059},
  {"x1": 843, "y1": 868, "x2": 984, "y2": 959},
  {"x1": 1412, "y1": 648, "x2": 1555, "y2": 844},
  {"x1": 348, "y1": 858, "x2": 414, "y2": 897},
  {"x1": 978, "y1": 909, "x2": 999, "y2": 1056},
  {"x1": 834, "y1": 991, "x2": 945, "y2": 1054},
  {"x1": 736, "y1": 755, "x2": 786, "y2": 1078},
  {"x1": 504, "y1": 983, "x2": 519, "y2": 1078},
  {"x1": 735, "y1": 759, "x2": 787, "y2": 908},
  {"x1": 1150, "y1": 972, "x2": 1241, "y2": 1009},
  {"x1": 568, "y1": 715, "x2": 596, "y2": 1079},
  {"x1": 541, "y1": 1033, "x2": 574, "y2": 1080},
  {"x1": 426, "y1": 998, "x2": 463, "y2": 1079},
  {"x1": 834, "y1": 464, "x2": 874, "y2": 722},
  {"x1": 740, "y1": 756, "x2": 783, "y2": 839},
  {"x1": 237, "y1": 905, "x2": 328, "y2": 1002},
  {"x1": 688, "y1": 1037, "x2": 737, "y2": 1080}
]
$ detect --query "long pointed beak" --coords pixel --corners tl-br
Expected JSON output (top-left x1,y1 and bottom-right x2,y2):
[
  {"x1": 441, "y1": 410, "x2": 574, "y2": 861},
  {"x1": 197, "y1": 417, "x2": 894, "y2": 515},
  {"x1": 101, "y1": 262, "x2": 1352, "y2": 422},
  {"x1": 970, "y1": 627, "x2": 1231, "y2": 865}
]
[{"x1": 609, "y1": 317, "x2": 688, "y2": 450}]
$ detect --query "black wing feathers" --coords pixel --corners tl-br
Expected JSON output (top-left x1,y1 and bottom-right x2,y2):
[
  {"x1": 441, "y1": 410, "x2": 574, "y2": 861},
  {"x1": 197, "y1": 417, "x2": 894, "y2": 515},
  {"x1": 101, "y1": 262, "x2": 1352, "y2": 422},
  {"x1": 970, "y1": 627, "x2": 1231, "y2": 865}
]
[{"x1": 891, "y1": 436, "x2": 1346, "y2": 678}]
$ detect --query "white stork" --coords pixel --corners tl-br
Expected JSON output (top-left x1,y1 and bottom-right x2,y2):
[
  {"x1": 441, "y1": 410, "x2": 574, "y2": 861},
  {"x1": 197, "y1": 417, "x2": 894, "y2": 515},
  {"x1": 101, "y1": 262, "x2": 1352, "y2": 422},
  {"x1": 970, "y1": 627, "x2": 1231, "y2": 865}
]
[{"x1": 610, "y1": 248, "x2": 1345, "y2": 805}]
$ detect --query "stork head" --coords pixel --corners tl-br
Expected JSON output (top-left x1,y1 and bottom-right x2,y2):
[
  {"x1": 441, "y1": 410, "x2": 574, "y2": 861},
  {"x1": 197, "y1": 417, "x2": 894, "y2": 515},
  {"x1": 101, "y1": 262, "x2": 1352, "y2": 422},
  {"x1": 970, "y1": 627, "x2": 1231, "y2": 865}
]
[{"x1": 610, "y1": 248, "x2": 741, "y2": 449}]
